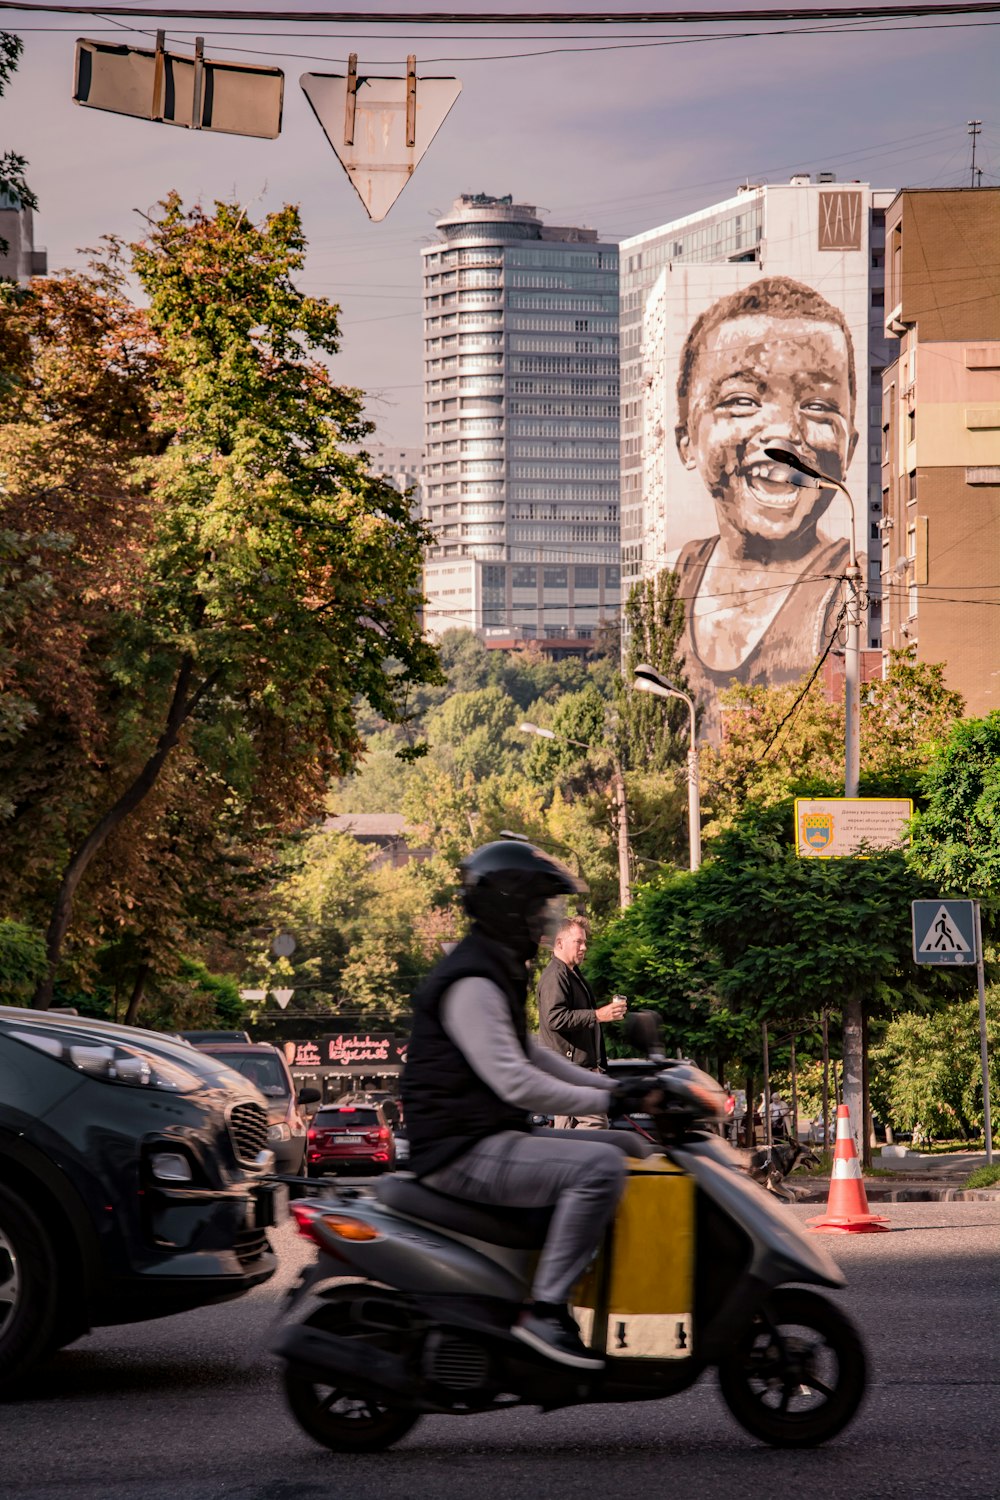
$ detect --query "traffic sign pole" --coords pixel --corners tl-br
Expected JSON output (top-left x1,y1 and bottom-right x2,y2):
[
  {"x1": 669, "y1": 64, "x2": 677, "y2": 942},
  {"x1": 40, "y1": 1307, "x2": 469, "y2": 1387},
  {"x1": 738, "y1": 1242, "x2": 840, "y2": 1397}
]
[{"x1": 974, "y1": 902, "x2": 993, "y2": 1167}]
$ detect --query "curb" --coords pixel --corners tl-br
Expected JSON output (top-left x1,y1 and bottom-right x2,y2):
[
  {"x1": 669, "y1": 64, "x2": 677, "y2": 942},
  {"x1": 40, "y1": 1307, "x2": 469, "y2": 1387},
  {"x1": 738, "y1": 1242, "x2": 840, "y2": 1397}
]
[{"x1": 788, "y1": 1183, "x2": 1000, "y2": 1203}]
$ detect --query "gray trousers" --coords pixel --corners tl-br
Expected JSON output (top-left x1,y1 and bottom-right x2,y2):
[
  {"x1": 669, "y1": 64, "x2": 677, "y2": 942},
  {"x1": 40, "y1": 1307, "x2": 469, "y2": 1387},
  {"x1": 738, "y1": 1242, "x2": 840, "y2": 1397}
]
[
  {"x1": 554, "y1": 1112, "x2": 610, "y2": 1130},
  {"x1": 424, "y1": 1129, "x2": 627, "y2": 1305}
]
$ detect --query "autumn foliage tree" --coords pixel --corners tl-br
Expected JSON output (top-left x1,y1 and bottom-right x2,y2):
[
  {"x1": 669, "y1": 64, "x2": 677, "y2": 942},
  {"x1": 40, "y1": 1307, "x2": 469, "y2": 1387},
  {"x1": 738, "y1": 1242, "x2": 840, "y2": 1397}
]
[{"x1": 1, "y1": 196, "x2": 440, "y2": 1010}]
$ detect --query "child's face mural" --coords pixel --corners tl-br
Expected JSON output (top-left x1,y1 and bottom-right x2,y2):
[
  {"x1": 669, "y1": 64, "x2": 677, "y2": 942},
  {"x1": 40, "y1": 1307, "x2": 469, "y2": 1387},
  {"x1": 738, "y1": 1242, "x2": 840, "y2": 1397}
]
[{"x1": 677, "y1": 313, "x2": 857, "y2": 556}]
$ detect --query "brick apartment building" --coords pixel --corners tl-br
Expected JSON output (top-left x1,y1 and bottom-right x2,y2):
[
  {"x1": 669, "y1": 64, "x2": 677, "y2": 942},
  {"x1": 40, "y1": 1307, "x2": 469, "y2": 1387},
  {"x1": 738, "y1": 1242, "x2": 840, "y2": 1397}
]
[{"x1": 880, "y1": 188, "x2": 1000, "y2": 715}]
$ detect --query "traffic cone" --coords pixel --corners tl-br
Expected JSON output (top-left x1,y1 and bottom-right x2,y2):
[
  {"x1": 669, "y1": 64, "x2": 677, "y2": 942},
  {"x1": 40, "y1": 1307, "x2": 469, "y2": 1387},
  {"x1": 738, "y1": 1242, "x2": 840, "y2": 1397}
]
[{"x1": 807, "y1": 1105, "x2": 890, "y2": 1234}]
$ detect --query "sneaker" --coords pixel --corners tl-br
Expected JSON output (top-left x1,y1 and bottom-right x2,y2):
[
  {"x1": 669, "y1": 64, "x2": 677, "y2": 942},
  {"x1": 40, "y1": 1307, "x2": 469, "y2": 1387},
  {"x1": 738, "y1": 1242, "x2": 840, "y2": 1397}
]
[{"x1": 511, "y1": 1304, "x2": 604, "y2": 1370}]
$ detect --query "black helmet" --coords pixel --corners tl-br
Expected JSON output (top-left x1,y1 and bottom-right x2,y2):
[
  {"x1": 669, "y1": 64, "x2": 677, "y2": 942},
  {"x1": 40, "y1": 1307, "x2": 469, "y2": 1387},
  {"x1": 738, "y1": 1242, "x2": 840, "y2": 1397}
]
[{"x1": 462, "y1": 839, "x2": 586, "y2": 960}]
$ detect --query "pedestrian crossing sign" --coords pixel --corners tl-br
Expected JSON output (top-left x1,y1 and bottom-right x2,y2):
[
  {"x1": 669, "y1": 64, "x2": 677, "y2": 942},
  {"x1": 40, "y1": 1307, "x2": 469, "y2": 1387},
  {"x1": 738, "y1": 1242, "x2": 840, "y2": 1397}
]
[{"x1": 911, "y1": 900, "x2": 977, "y2": 965}]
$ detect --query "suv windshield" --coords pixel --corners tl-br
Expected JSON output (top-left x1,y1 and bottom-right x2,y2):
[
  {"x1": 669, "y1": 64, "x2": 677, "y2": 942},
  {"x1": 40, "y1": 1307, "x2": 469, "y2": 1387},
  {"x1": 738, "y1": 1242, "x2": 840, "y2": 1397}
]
[
  {"x1": 205, "y1": 1050, "x2": 289, "y2": 1098},
  {"x1": 318, "y1": 1108, "x2": 380, "y2": 1127}
]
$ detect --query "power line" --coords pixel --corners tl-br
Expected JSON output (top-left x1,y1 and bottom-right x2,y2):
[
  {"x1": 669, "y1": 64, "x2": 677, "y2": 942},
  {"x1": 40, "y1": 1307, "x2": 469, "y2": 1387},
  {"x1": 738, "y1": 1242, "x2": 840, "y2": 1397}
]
[{"x1": 3, "y1": 4, "x2": 1000, "y2": 21}]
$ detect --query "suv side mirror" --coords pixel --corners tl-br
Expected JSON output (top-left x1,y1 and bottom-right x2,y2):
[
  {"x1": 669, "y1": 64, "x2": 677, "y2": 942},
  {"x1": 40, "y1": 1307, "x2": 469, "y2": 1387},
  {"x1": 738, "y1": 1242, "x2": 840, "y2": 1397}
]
[{"x1": 297, "y1": 1087, "x2": 321, "y2": 1105}]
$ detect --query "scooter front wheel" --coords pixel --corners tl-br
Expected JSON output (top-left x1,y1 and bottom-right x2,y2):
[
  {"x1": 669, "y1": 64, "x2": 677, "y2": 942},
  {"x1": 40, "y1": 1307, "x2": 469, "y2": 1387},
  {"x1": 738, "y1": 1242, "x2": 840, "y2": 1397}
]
[
  {"x1": 717, "y1": 1288, "x2": 866, "y2": 1448},
  {"x1": 283, "y1": 1299, "x2": 420, "y2": 1453}
]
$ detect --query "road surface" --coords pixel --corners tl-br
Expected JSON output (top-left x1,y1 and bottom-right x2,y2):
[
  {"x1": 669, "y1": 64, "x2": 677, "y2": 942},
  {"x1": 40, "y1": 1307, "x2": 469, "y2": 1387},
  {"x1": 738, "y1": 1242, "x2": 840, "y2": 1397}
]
[{"x1": 4, "y1": 1201, "x2": 998, "y2": 1500}]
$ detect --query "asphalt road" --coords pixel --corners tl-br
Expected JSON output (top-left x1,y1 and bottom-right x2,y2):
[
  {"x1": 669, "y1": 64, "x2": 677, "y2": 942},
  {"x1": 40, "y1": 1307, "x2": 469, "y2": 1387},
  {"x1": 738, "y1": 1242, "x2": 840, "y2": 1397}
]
[{"x1": 3, "y1": 1201, "x2": 998, "y2": 1500}]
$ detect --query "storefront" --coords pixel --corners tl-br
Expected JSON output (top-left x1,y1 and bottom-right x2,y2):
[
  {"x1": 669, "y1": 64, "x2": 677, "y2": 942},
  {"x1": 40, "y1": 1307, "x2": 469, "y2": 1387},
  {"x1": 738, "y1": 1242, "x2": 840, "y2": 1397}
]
[{"x1": 284, "y1": 1031, "x2": 408, "y2": 1105}]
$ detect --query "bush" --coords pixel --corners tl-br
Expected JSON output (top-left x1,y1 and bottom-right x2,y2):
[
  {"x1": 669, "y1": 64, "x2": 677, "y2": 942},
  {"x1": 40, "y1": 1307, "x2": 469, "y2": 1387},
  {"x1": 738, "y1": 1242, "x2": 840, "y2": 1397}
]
[{"x1": 0, "y1": 920, "x2": 47, "y2": 1004}]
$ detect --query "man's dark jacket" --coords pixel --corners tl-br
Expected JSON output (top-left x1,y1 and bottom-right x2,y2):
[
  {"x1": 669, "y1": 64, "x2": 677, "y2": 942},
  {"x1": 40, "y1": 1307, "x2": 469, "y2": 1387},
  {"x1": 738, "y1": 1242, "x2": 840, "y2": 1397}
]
[
  {"x1": 402, "y1": 925, "x2": 531, "y2": 1178},
  {"x1": 537, "y1": 955, "x2": 606, "y2": 1070}
]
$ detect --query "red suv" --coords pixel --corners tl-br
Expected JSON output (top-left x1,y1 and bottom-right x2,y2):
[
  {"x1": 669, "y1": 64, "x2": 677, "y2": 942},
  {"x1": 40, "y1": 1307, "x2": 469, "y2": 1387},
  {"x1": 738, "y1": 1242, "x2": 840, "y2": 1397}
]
[{"x1": 307, "y1": 1104, "x2": 396, "y2": 1177}]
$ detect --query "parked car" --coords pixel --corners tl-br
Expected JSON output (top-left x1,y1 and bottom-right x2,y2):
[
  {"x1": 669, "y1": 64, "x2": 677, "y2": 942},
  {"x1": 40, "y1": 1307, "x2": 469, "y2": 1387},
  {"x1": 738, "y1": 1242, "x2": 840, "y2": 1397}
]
[
  {"x1": 185, "y1": 1039, "x2": 316, "y2": 1175},
  {"x1": 306, "y1": 1103, "x2": 396, "y2": 1177},
  {"x1": 0, "y1": 1006, "x2": 287, "y2": 1397}
]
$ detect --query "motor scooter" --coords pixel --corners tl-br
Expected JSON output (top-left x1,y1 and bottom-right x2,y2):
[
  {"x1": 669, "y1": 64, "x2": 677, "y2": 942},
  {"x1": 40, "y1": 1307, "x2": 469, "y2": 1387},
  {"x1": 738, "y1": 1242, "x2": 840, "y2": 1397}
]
[{"x1": 272, "y1": 1036, "x2": 866, "y2": 1454}]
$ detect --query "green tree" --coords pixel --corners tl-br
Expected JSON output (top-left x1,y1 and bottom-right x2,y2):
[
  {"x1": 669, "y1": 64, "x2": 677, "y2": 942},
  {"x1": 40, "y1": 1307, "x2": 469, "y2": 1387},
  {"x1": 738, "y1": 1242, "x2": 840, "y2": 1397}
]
[
  {"x1": 0, "y1": 917, "x2": 45, "y2": 1003},
  {"x1": 910, "y1": 713, "x2": 1000, "y2": 895},
  {"x1": 257, "y1": 832, "x2": 460, "y2": 1020},
  {"x1": 425, "y1": 685, "x2": 520, "y2": 780},
  {"x1": 335, "y1": 730, "x2": 415, "y2": 815},
  {"x1": 870, "y1": 989, "x2": 1000, "y2": 1141},
  {"x1": 588, "y1": 801, "x2": 958, "y2": 1081},
  {"x1": 862, "y1": 649, "x2": 964, "y2": 779},
  {"x1": 618, "y1": 569, "x2": 692, "y2": 772},
  {"x1": 0, "y1": 34, "x2": 35, "y2": 261},
  {"x1": 4, "y1": 197, "x2": 439, "y2": 1008},
  {"x1": 523, "y1": 684, "x2": 607, "y2": 786},
  {"x1": 701, "y1": 650, "x2": 966, "y2": 830}
]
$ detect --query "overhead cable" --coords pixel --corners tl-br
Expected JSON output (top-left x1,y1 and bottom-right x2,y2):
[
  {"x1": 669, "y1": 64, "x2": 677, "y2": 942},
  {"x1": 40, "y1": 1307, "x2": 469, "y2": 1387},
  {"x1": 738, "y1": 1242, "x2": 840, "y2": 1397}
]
[{"x1": 2, "y1": 3, "x2": 1000, "y2": 24}]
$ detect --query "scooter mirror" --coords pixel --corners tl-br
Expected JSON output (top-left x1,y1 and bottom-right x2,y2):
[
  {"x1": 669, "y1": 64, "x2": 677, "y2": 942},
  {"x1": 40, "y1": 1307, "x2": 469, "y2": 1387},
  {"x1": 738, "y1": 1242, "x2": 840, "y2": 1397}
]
[{"x1": 625, "y1": 1009, "x2": 665, "y2": 1061}]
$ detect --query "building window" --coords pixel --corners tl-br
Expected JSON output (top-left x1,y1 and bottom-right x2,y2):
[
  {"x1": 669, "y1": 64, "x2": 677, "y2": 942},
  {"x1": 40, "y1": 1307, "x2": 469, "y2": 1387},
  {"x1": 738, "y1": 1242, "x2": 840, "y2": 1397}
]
[
  {"x1": 907, "y1": 409, "x2": 916, "y2": 444},
  {"x1": 908, "y1": 471, "x2": 917, "y2": 502},
  {"x1": 512, "y1": 566, "x2": 536, "y2": 589},
  {"x1": 871, "y1": 288, "x2": 884, "y2": 309},
  {"x1": 543, "y1": 566, "x2": 568, "y2": 590},
  {"x1": 575, "y1": 565, "x2": 599, "y2": 590}
]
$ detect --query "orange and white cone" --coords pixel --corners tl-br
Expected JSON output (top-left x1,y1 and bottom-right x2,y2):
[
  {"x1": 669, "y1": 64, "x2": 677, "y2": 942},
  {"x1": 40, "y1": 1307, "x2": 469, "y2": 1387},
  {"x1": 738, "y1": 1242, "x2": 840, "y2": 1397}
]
[{"x1": 807, "y1": 1104, "x2": 890, "y2": 1234}]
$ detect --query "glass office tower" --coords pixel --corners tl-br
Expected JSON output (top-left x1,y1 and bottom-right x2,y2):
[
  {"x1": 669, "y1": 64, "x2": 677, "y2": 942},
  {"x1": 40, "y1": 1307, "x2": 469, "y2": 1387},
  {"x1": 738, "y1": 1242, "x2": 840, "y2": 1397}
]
[{"x1": 422, "y1": 194, "x2": 619, "y2": 652}]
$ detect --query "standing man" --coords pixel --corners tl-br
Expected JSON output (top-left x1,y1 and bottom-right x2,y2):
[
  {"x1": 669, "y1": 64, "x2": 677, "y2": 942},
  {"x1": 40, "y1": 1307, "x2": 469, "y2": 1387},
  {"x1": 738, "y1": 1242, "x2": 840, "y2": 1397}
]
[{"x1": 538, "y1": 918, "x2": 627, "y2": 1129}]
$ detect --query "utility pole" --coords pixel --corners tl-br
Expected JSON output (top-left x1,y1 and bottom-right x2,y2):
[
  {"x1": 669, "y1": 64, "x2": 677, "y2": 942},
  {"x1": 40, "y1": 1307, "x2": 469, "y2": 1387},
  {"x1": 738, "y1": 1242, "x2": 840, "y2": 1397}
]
[
  {"x1": 763, "y1": 444, "x2": 866, "y2": 1154},
  {"x1": 613, "y1": 758, "x2": 633, "y2": 909},
  {"x1": 969, "y1": 120, "x2": 982, "y2": 188}
]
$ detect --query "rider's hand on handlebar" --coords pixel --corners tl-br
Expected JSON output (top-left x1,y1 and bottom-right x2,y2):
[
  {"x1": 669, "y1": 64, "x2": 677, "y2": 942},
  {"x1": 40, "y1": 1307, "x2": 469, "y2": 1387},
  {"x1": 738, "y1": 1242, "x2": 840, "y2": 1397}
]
[{"x1": 610, "y1": 1077, "x2": 665, "y2": 1116}]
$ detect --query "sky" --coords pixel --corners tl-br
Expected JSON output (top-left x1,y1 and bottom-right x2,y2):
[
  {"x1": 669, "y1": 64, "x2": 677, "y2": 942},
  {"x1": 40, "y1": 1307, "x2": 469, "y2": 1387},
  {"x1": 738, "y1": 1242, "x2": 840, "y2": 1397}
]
[{"x1": 3, "y1": 2, "x2": 999, "y2": 446}]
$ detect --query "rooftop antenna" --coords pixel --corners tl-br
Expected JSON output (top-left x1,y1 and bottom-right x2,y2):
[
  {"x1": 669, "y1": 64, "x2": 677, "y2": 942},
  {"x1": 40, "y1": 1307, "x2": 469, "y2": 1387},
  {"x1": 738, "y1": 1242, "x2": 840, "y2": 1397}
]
[{"x1": 968, "y1": 120, "x2": 982, "y2": 188}]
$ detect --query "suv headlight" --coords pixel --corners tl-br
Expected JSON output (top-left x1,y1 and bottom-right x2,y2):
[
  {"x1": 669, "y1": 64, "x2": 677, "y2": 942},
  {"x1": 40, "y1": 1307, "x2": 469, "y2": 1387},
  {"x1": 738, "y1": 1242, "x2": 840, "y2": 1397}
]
[
  {"x1": 10, "y1": 1027, "x2": 202, "y2": 1094},
  {"x1": 267, "y1": 1122, "x2": 291, "y2": 1142}
]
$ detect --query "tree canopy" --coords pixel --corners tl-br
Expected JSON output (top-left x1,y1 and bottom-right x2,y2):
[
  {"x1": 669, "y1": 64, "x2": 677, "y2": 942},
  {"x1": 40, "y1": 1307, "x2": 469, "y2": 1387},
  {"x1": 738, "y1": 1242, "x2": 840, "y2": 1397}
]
[{"x1": 0, "y1": 196, "x2": 440, "y2": 1010}]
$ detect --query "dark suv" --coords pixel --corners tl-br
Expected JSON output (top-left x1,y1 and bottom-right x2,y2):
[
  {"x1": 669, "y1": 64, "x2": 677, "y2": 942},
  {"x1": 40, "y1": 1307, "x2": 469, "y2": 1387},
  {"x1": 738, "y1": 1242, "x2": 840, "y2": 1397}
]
[
  {"x1": 0, "y1": 1006, "x2": 287, "y2": 1397},
  {"x1": 184, "y1": 1040, "x2": 311, "y2": 1175}
]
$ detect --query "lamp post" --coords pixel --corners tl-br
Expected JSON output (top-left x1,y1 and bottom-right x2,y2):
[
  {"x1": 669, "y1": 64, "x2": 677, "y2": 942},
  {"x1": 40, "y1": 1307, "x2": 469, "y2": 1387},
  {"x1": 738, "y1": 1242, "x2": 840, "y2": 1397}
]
[
  {"x1": 630, "y1": 665, "x2": 701, "y2": 872},
  {"x1": 763, "y1": 446, "x2": 863, "y2": 799},
  {"x1": 764, "y1": 448, "x2": 865, "y2": 1159},
  {"x1": 518, "y1": 722, "x2": 632, "y2": 908}
]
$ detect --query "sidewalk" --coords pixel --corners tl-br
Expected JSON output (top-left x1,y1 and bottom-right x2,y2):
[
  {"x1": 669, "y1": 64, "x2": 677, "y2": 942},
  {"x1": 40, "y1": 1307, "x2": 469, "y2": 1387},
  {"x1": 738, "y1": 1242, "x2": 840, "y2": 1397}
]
[{"x1": 789, "y1": 1149, "x2": 999, "y2": 1203}]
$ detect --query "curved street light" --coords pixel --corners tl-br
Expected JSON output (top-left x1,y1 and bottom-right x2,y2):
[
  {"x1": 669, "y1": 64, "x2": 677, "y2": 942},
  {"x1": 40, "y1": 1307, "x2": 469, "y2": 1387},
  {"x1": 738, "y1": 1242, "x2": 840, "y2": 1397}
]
[
  {"x1": 763, "y1": 447, "x2": 866, "y2": 1160},
  {"x1": 763, "y1": 446, "x2": 864, "y2": 799},
  {"x1": 630, "y1": 664, "x2": 701, "y2": 872}
]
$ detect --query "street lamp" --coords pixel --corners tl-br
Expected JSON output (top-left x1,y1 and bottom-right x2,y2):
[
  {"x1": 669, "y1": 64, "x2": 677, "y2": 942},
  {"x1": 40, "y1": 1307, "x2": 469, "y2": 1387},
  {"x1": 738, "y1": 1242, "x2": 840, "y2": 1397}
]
[
  {"x1": 630, "y1": 665, "x2": 701, "y2": 872},
  {"x1": 764, "y1": 448, "x2": 866, "y2": 1161},
  {"x1": 763, "y1": 446, "x2": 863, "y2": 799},
  {"x1": 518, "y1": 721, "x2": 632, "y2": 908}
]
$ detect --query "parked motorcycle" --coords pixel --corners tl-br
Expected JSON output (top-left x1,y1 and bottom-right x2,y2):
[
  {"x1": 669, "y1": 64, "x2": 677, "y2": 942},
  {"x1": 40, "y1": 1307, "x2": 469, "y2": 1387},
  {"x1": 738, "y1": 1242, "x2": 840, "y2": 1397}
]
[{"x1": 272, "y1": 1039, "x2": 866, "y2": 1454}]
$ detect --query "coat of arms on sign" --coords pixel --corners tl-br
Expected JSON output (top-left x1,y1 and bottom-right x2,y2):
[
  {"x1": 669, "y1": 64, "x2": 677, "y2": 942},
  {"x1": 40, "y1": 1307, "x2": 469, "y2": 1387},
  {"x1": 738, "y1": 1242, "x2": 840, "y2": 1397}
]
[{"x1": 802, "y1": 812, "x2": 834, "y2": 851}]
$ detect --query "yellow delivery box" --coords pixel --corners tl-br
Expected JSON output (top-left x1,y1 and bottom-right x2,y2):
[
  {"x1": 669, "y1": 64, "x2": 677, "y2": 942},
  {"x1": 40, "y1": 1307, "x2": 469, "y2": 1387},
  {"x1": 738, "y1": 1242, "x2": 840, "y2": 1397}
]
[{"x1": 573, "y1": 1155, "x2": 695, "y2": 1360}]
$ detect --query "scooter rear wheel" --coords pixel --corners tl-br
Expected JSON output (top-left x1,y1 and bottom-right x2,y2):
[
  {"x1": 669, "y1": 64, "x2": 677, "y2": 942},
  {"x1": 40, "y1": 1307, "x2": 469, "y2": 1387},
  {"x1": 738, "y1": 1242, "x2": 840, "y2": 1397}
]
[
  {"x1": 717, "y1": 1288, "x2": 866, "y2": 1448},
  {"x1": 283, "y1": 1299, "x2": 420, "y2": 1453}
]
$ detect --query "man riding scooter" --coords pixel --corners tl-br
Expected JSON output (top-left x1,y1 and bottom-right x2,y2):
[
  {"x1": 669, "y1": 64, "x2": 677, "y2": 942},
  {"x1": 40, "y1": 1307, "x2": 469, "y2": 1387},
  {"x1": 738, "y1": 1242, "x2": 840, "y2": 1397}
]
[{"x1": 401, "y1": 838, "x2": 661, "y2": 1371}]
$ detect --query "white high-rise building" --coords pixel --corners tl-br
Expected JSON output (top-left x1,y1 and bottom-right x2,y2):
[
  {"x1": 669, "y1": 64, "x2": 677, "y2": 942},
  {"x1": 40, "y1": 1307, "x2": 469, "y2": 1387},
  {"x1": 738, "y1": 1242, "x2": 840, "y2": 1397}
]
[{"x1": 422, "y1": 194, "x2": 620, "y2": 654}]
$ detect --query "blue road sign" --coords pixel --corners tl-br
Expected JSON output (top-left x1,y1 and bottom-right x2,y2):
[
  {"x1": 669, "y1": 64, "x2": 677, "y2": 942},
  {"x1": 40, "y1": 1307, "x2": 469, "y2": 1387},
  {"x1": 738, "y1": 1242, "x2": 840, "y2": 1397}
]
[{"x1": 912, "y1": 900, "x2": 977, "y2": 965}]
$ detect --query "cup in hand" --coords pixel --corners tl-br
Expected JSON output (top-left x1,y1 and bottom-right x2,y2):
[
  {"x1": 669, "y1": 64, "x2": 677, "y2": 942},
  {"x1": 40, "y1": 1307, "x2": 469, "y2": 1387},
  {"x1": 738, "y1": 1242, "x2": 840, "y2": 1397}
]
[{"x1": 609, "y1": 994, "x2": 628, "y2": 1020}]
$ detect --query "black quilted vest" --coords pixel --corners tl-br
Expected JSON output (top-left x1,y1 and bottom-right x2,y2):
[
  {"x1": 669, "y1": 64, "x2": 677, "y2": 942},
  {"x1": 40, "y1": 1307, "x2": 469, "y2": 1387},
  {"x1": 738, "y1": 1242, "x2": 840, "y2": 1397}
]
[{"x1": 401, "y1": 925, "x2": 531, "y2": 1177}]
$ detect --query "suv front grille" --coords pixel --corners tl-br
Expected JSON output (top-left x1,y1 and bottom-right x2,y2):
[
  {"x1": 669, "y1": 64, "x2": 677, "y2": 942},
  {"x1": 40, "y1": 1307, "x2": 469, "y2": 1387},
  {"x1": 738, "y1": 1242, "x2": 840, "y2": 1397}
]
[
  {"x1": 228, "y1": 1101, "x2": 269, "y2": 1166},
  {"x1": 234, "y1": 1226, "x2": 269, "y2": 1267}
]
